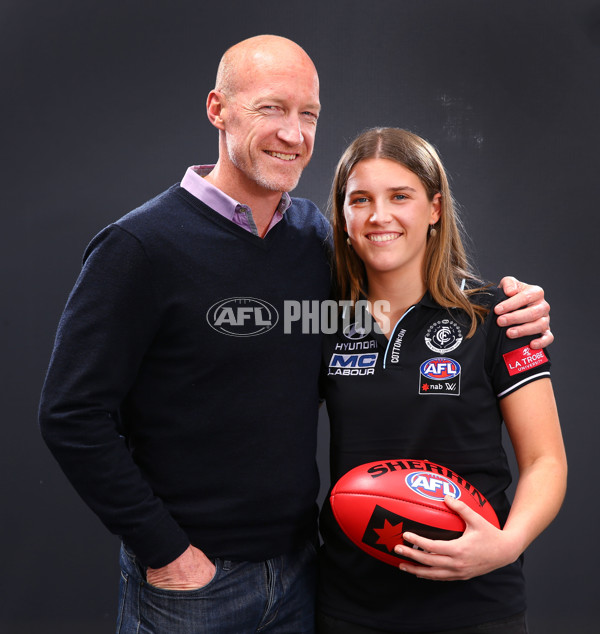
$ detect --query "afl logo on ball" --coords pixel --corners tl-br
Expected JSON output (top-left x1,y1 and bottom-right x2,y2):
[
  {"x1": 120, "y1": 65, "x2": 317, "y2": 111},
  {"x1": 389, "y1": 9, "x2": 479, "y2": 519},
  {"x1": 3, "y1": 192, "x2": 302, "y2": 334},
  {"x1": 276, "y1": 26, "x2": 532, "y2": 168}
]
[
  {"x1": 207, "y1": 297, "x2": 279, "y2": 337},
  {"x1": 406, "y1": 472, "x2": 461, "y2": 502},
  {"x1": 425, "y1": 319, "x2": 463, "y2": 353}
]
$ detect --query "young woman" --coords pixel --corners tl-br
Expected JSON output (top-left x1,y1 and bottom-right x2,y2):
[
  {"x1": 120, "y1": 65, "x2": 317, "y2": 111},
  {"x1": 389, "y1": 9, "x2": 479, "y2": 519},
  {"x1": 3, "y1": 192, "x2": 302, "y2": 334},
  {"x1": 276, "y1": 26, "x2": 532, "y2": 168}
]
[{"x1": 318, "y1": 128, "x2": 567, "y2": 634}]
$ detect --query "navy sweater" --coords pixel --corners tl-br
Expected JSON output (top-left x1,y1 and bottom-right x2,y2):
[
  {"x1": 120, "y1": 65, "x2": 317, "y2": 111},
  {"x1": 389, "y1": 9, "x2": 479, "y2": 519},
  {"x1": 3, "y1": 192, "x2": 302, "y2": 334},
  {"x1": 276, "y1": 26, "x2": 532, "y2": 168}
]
[{"x1": 39, "y1": 185, "x2": 332, "y2": 568}]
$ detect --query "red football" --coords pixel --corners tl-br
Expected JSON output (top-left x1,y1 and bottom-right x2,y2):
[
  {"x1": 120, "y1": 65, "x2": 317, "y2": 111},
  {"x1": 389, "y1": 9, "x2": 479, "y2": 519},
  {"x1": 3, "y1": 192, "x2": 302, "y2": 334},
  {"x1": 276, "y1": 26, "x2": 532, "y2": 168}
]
[{"x1": 330, "y1": 458, "x2": 500, "y2": 567}]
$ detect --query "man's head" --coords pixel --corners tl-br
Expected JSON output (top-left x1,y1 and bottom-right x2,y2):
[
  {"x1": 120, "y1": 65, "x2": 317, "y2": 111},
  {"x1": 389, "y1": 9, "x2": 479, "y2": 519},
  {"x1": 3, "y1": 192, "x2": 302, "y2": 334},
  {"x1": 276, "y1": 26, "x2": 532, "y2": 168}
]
[{"x1": 207, "y1": 35, "x2": 320, "y2": 197}]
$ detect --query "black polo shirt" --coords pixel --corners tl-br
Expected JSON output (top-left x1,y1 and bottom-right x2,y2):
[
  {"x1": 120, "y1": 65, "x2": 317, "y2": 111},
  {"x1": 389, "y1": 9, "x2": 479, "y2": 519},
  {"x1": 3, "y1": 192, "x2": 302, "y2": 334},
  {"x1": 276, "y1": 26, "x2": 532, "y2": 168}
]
[{"x1": 318, "y1": 286, "x2": 551, "y2": 632}]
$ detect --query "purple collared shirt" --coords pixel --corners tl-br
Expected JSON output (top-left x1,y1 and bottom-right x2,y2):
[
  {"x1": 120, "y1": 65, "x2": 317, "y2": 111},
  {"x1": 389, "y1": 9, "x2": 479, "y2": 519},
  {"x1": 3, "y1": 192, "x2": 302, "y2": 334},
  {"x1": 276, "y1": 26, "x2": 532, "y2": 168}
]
[{"x1": 180, "y1": 165, "x2": 291, "y2": 236}]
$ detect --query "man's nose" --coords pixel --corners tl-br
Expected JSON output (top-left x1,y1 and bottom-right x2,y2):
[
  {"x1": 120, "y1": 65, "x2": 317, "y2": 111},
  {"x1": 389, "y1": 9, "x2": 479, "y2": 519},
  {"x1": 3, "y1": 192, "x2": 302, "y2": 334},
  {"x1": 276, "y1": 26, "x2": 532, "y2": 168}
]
[{"x1": 277, "y1": 114, "x2": 304, "y2": 145}]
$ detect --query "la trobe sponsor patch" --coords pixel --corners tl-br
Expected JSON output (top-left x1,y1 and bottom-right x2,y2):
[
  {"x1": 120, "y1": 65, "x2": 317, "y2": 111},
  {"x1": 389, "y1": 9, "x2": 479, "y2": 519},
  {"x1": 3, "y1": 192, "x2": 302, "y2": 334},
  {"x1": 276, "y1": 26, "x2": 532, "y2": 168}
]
[{"x1": 503, "y1": 346, "x2": 548, "y2": 376}]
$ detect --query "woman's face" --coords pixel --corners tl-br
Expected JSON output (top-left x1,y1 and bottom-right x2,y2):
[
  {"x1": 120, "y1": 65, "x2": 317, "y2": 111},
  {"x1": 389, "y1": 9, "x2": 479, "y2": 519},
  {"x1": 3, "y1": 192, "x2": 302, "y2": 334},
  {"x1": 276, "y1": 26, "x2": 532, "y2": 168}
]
[{"x1": 343, "y1": 157, "x2": 440, "y2": 282}]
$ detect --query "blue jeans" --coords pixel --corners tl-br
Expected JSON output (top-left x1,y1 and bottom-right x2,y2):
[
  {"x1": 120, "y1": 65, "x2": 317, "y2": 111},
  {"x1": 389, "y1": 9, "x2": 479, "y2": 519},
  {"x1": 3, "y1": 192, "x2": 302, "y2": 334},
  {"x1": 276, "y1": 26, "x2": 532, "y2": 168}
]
[{"x1": 117, "y1": 541, "x2": 317, "y2": 633}]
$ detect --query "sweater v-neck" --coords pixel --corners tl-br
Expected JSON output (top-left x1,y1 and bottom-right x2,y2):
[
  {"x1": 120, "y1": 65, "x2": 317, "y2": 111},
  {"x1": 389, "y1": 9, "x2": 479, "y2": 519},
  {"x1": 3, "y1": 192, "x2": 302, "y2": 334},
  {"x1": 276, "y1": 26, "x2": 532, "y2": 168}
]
[{"x1": 176, "y1": 186, "x2": 285, "y2": 250}]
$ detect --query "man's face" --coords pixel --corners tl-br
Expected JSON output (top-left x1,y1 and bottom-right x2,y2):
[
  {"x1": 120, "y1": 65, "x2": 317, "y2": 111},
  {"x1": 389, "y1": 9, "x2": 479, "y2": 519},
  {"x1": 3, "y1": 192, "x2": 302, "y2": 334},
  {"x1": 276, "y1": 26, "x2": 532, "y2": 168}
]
[{"x1": 220, "y1": 56, "x2": 320, "y2": 194}]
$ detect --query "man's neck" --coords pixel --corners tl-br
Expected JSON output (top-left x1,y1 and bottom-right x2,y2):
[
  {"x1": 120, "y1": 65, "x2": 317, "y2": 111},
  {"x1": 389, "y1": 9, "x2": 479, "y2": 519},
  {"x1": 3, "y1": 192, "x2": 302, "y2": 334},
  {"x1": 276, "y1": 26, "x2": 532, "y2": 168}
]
[{"x1": 204, "y1": 162, "x2": 284, "y2": 237}]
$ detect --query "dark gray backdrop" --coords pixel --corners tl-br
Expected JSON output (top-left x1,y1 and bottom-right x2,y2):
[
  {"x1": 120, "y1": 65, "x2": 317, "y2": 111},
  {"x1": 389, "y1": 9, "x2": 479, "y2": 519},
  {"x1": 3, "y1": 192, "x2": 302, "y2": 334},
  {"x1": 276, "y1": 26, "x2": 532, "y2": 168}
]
[{"x1": 2, "y1": 1, "x2": 597, "y2": 632}]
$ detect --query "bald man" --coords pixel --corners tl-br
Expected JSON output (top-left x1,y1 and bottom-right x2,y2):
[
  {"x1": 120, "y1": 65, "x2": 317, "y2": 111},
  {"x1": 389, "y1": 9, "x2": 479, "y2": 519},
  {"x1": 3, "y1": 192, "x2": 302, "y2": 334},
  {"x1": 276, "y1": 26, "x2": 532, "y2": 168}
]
[{"x1": 39, "y1": 35, "x2": 551, "y2": 633}]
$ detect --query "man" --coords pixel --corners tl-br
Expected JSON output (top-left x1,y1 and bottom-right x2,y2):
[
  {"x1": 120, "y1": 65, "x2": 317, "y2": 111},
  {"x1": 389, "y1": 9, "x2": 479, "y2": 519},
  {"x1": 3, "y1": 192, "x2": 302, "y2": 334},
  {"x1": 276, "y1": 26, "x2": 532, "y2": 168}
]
[{"x1": 39, "y1": 35, "x2": 551, "y2": 634}]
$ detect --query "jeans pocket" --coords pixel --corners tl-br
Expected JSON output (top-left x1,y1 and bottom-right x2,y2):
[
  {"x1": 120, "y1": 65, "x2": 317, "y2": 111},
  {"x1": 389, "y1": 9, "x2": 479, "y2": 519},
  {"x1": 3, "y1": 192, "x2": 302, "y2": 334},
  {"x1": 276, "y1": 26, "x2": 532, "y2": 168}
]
[
  {"x1": 138, "y1": 560, "x2": 227, "y2": 633},
  {"x1": 143, "y1": 558, "x2": 220, "y2": 595}
]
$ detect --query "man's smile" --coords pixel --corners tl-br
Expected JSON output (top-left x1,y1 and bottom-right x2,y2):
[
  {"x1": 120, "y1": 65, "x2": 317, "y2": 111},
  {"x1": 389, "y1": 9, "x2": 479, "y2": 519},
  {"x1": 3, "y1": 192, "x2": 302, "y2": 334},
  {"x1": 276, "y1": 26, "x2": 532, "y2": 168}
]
[{"x1": 264, "y1": 150, "x2": 298, "y2": 161}]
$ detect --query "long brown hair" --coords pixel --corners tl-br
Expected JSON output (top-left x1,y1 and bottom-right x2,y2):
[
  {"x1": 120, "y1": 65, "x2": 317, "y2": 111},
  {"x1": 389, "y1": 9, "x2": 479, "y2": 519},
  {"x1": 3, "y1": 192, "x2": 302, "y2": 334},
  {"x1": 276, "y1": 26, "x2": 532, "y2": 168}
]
[{"x1": 330, "y1": 127, "x2": 488, "y2": 336}]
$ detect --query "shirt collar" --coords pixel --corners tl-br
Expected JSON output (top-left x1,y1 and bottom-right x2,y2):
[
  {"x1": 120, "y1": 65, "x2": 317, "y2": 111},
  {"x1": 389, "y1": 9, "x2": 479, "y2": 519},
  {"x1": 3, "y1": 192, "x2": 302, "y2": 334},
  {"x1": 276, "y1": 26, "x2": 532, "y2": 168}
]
[
  {"x1": 418, "y1": 290, "x2": 441, "y2": 309},
  {"x1": 180, "y1": 165, "x2": 291, "y2": 233}
]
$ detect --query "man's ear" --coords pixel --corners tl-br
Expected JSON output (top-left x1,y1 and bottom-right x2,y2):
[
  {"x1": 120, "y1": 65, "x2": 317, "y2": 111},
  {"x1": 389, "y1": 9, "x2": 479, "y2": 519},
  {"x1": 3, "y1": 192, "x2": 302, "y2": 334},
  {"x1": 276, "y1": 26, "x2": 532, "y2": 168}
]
[{"x1": 206, "y1": 90, "x2": 226, "y2": 130}]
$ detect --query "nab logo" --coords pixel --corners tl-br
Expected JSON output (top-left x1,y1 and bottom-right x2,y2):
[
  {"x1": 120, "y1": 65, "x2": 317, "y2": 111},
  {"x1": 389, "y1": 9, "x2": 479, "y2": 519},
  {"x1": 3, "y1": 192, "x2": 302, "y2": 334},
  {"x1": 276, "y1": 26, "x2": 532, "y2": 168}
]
[
  {"x1": 406, "y1": 472, "x2": 461, "y2": 502},
  {"x1": 420, "y1": 358, "x2": 461, "y2": 380},
  {"x1": 206, "y1": 297, "x2": 278, "y2": 337}
]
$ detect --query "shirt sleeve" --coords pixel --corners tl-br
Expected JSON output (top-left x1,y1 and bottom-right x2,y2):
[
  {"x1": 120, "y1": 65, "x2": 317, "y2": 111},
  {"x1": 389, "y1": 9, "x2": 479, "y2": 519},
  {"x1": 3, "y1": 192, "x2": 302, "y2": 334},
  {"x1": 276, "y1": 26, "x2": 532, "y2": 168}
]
[
  {"x1": 483, "y1": 290, "x2": 552, "y2": 400},
  {"x1": 38, "y1": 224, "x2": 190, "y2": 568}
]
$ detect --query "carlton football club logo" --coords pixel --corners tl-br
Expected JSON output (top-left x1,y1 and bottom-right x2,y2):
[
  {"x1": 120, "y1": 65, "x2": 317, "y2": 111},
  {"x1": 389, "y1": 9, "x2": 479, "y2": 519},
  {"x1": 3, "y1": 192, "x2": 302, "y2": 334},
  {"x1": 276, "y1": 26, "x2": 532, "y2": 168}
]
[
  {"x1": 424, "y1": 319, "x2": 463, "y2": 353},
  {"x1": 206, "y1": 297, "x2": 279, "y2": 337}
]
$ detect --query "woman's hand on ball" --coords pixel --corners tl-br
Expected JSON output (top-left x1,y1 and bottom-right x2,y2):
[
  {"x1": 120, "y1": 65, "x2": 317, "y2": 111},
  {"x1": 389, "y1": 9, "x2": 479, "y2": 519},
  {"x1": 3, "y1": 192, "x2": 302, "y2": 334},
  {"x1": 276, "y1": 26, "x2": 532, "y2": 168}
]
[{"x1": 394, "y1": 496, "x2": 521, "y2": 581}]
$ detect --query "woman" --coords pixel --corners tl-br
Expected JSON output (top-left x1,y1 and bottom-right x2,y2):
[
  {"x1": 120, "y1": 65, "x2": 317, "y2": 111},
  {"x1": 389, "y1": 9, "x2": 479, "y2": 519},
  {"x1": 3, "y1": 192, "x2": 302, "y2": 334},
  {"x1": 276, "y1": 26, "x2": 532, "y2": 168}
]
[{"x1": 318, "y1": 128, "x2": 567, "y2": 634}]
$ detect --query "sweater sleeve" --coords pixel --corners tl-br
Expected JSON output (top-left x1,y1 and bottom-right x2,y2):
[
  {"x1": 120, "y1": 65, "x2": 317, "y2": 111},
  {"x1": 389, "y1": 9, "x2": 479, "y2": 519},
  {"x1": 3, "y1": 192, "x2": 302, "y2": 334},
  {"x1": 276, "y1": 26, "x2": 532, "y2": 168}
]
[
  {"x1": 39, "y1": 225, "x2": 190, "y2": 568},
  {"x1": 482, "y1": 289, "x2": 552, "y2": 400}
]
